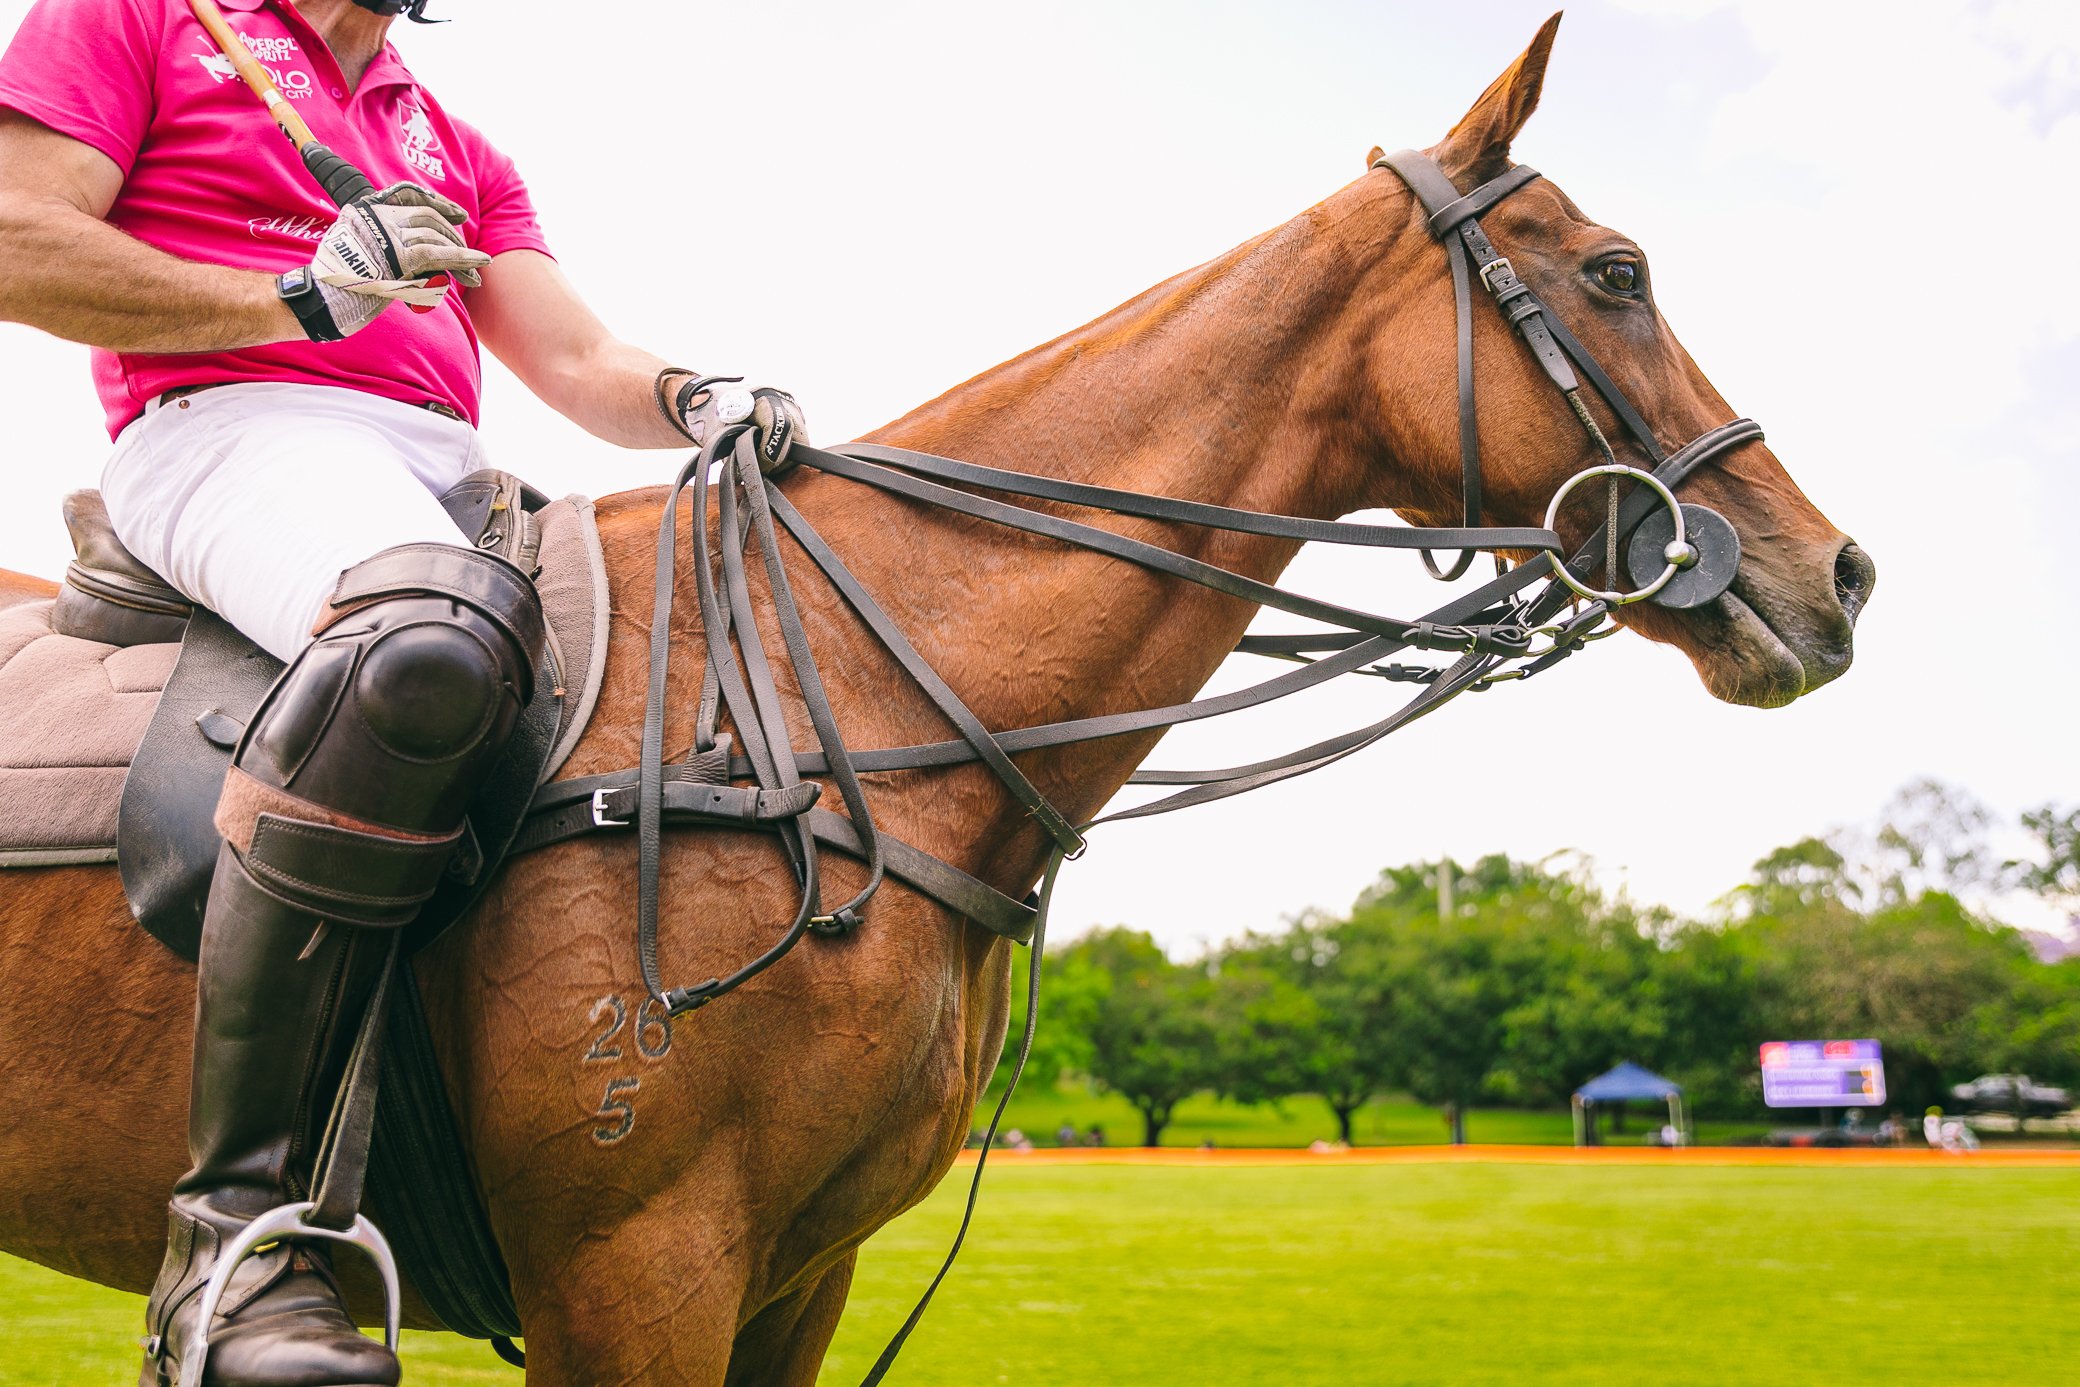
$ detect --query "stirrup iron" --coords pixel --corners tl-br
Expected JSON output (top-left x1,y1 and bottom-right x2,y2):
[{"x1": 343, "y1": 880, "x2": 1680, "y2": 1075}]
[{"x1": 176, "y1": 1201, "x2": 402, "y2": 1387}]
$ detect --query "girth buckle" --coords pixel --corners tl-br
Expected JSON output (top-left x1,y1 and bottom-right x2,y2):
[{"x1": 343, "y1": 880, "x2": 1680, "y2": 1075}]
[{"x1": 592, "y1": 788, "x2": 628, "y2": 829}]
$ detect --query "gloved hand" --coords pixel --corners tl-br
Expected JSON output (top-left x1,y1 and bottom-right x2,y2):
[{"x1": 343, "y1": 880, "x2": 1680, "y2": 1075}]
[
  {"x1": 305, "y1": 183, "x2": 492, "y2": 339},
  {"x1": 668, "y1": 373, "x2": 811, "y2": 475}
]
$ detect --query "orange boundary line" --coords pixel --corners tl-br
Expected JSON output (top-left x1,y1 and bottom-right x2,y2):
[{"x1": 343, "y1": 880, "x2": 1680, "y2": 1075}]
[{"x1": 956, "y1": 1144, "x2": 2080, "y2": 1169}]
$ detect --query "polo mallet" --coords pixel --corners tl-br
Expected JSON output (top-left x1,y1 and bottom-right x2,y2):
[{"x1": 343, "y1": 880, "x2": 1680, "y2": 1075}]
[{"x1": 186, "y1": 0, "x2": 447, "y2": 309}]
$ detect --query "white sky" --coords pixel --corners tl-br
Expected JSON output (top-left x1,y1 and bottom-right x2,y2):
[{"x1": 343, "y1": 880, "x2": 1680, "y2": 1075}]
[{"x1": 1, "y1": 0, "x2": 2073, "y2": 950}]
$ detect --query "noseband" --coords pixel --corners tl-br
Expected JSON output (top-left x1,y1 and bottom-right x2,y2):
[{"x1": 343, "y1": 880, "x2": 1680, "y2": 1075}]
[{"x1": 1374, "y1": 149, "x2": 1758, "y2": 609}]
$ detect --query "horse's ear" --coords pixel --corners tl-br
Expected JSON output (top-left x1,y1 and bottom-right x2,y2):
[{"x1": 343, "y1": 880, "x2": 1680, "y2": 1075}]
[{"x1": 1433, "y1": 11, "x2": 1562, "y2": 186}]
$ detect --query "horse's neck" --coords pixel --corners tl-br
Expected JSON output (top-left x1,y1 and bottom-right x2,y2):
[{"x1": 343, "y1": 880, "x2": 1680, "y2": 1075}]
[
  {"x1": 793, "y1": 191, "x2": 1399, "y2": 855},
  {"x1": 872, "y1": 213, "x2": 1370, "y2": 525},
  {"x1": 574, "y1": 184, "x2": 1422, "y2": 887}
]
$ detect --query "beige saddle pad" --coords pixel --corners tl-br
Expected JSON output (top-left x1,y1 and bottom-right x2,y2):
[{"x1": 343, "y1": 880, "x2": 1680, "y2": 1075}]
[
  {"x1": 0, "y1": 602, "x2": 177, "y2": 865},
  {"x1": 0, "y1": 496, "x2": 610, "y2": 869}
]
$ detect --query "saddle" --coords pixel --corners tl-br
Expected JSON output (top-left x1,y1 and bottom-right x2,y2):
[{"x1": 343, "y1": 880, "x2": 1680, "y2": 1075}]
[{"x1": 0, "y1": 472, "x2": 612, "y2": 1343}]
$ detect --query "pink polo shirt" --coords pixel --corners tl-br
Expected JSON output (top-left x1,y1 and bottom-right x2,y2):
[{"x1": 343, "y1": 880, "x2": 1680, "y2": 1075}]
[{"x1": 0, "y1": 0, "x2": 552, "y2": 438}]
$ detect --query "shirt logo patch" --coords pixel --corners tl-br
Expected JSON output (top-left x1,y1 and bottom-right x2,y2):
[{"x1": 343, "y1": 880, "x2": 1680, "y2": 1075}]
[{"x1": 399, "y1": 99, "x2": 446, "y2": 180}]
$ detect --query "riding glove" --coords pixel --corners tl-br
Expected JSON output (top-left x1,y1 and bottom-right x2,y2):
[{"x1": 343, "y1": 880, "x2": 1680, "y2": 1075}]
[
  {"x1": 670, "y1": 374, "x2": 811, "y2": 475},
  {"x1": 303, "y1": 182, "x2": 492, "y2": 339}
]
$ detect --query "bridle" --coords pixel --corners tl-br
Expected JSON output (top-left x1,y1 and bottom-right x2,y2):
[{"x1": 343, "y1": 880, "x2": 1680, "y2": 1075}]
[
  {"x1": 509, "y1": 145, "x2": 1776, "y2": 1384},
  {"x1": 1372, "y1": 147, "x2": 1758, "y2": 609}
]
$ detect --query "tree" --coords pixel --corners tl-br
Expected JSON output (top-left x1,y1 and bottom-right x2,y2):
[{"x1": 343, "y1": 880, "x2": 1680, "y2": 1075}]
[
  {"x1": 1722, "y1": 836, "x2": 1856, "y2": 918},
  {"x1": 991, "y1": 935, "x2": 1106, "y2": 1093},
  {"x1": 1969, "y1": 959, "x2": 2080, "y2": 1092},
  {"x1": 1344, "y1": 857, "x2": 1529, "y2": 1144},
  {"x1": 1345, "y1": 853, "x2": 1687, "y2": 1141},
  {"x1": 1648, "y1": 922, "x2": 1769, "y2": 1114},
  {"x1": 1071, "y1": 928, "x2": 1222, "y2": 1146},
  {"x1": 1857, "y1": 778, "x2": 1998, "y2": 908},
  {"x1": 2013, "y1": 802, "x2": 2080, "y2": 907},
  {"x1": 1214, "y1": 920, "x2": 1397, "y2": 1144},
  {"x1": 1740, "y1": 887, "x2": 2034, "y2": 1111}
]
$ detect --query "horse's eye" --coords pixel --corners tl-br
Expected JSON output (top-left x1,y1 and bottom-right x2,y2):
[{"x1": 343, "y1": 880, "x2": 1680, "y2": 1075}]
[{"x1": 1598, "y1": 259, "x2": 1641, "y2": 296}]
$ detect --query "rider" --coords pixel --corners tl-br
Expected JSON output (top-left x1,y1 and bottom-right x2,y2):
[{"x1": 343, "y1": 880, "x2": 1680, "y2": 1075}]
[{"x1": 0, "y1": 2, "x2": 803, "y2": 1383}]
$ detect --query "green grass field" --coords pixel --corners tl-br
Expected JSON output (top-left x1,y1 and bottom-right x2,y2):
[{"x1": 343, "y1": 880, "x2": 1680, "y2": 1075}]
[{"x1": 7, "y1": 1159, "x2": 2077, "y2": 1386}]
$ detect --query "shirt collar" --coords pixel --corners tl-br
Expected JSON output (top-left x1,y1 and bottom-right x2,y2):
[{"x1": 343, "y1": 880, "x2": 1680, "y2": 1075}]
[{"x1": 360, "y1": 47, "x2": 416, "y2": 94}]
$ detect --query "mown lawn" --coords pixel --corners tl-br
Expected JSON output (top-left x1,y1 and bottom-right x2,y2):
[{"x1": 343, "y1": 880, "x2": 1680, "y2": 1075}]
[{"x1": 5, "y1": 1159, "x2": 2076, "y2": 1386}]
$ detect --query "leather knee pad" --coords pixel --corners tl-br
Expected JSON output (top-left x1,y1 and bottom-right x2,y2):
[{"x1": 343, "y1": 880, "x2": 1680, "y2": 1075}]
[{"x1": 234, "y1": 545, "x2": 545, "y2": 837}]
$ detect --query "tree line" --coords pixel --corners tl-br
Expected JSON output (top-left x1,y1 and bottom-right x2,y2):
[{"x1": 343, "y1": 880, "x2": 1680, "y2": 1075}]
[{"x1": 1002, "y1": 782, "x2": 2080, "y2": 1146}]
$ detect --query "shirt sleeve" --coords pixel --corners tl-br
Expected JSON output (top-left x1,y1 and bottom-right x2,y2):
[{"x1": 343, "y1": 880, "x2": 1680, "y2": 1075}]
[
  {"x1": 0, "y1": 0, "x2": 163, "y2": 174},
  {"x1": 455, "y1": 118, "x2": 553, "y2": 261}
]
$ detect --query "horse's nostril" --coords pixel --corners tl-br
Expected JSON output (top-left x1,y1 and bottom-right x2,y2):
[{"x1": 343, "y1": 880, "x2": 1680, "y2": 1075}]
[{"x1": 1833, "y1": 542, "x2": 1876, "y2": 622}]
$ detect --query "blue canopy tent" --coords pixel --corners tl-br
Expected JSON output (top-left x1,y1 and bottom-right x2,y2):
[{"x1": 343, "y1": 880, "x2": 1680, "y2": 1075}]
[{"x1": 1572, "y1": 1062, "x2": 1688, "y2": 1146}]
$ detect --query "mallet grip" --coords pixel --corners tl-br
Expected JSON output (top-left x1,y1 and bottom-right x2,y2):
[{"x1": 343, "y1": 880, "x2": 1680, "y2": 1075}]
[{"x1": 300, "y1": 142, "x2": 377, "y2": 209}]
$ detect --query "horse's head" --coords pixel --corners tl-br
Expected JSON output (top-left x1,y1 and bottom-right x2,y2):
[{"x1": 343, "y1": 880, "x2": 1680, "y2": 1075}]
[{"x1": 1348, "y1": 14, "x2": 1871, "y2": 708}]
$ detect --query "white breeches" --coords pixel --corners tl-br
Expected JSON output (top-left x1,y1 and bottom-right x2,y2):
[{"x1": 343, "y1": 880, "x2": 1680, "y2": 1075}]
[{"x1": 101, "y1": 383, "x2": 484, "y2": 662}]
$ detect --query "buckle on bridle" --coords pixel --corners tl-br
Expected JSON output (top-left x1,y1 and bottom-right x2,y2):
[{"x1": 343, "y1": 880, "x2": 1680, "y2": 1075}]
[{"x1": 1479, "y1": 256, "x2": 1517, "y2": 294}]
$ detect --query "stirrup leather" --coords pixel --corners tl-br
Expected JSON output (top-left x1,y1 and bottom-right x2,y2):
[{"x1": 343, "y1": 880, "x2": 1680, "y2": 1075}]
[{"x1": 172, "y1": 1201, "x2": 402, "y2": 1387}]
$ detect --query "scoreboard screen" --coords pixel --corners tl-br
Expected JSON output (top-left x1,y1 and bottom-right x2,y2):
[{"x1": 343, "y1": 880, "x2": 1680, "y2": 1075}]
[{"x1": 1759, "y1": 1039, "x2": 1887, "y2": 1108}]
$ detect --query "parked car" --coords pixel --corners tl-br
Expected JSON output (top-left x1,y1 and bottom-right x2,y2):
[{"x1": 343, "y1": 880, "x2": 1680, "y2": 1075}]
[{"x1": 1950, "y1": 1074, "x2": 2073, "y2": 1117}]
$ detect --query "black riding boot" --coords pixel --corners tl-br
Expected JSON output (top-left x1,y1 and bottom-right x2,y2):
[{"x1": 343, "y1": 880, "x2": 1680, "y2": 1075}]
[{"x1": 141, "y1": 544, "x2": 543, "y2": 1387}]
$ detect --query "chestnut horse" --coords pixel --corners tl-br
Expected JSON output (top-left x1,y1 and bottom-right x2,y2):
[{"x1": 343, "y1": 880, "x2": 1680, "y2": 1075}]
[{"x1": 0, "y1": 18, "x2": 1869, "y2": 1386}]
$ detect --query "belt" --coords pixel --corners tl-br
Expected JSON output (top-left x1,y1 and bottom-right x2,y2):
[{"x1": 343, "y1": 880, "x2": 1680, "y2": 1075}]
[{"x1": 159, "y1": 383, "x2": 469, "y2": 424}]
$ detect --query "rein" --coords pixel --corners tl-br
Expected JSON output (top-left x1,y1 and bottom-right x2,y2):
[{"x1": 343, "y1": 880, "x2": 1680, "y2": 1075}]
[{"x1": 506, "y1": 147, "x2": 1763, "y2": 1376}]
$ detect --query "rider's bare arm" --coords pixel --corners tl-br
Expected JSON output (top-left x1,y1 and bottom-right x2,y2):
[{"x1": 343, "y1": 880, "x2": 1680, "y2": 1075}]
[
  {"x1": 470, "y1": 248, "x2": 692, "y2": 450},
  {"x1": 0, "y1": 113, "x2": 303, "y2": 351}
]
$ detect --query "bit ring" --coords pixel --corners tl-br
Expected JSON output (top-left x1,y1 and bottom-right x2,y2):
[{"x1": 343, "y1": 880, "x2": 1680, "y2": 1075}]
[{"x1": 1542, "y1": 465, "x2": 1686, "y2": 606}]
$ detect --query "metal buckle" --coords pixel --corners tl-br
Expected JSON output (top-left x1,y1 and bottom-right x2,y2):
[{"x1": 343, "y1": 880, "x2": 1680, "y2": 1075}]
[
  {"x1": 178, "y1": 1201, "x2": 401, "y2": 1387},
  {"x1": 1479, "y1": 256, "x2": 1516, "y2": 294},
  {"x1": 592, "y1": 788, "x2": 628, "y2": 829}
]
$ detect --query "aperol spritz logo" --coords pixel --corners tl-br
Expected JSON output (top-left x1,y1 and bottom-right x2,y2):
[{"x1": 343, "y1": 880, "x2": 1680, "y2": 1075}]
[{"x1": 192, "y1": 29, "x2": 315, "y2": 100}]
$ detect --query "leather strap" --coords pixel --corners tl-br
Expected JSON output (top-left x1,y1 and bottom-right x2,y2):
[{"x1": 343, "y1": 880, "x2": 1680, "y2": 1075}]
[
  {"x1": 308, "y1": 934, "x2": 400, "y2": 1231},
  {"x1": 767, "y1": 486, "x2": 1086, "y2": 857},
  {"x1": 1422, "y1": 163, "x2": 1542, "y2": 236},
  {"x1": 518, "y1": 776, "x2": 1037, "y2": 943},
  {"x1": 1376, "y1": 153, "x2": 1556, "y2": 578},
  {"x1": 830, "y1": 443, "x2": 1559, "y2": 555},
  {"x1": 215, "y1": 772, "x2": 463, "y2": 929},
  {"x1": 1374, "y1": 148, "x2": 1759, "y2": 598},
  {"x1": 793, "y1": 446, "x2": 1536, "y2": 653}
]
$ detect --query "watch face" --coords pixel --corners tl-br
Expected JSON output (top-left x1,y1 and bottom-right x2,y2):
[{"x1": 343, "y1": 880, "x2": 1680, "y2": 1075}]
[
  {"x1": 715, "y1": 387, "x2": 756, "y2": 425},
  {"x1": 281, "y1": 266, "x2": 311, "y2": 293}
]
